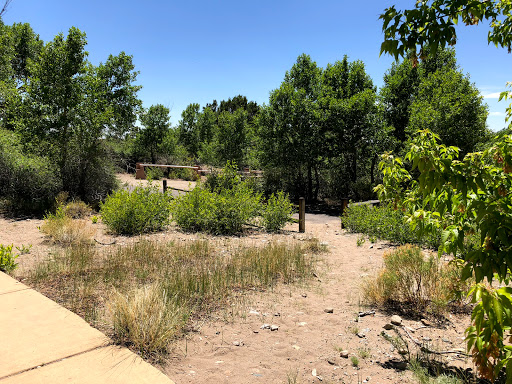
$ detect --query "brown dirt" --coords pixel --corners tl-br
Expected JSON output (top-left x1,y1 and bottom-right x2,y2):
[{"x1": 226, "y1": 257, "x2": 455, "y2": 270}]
[{"x1": 0, "y1": 174, "x2": 475, "y2": 384}]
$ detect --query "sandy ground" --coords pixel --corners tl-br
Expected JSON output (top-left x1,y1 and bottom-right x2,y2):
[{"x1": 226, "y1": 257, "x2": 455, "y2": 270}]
[{"x1": 0, "y1": 174, "x2": 474, "y2": 384}]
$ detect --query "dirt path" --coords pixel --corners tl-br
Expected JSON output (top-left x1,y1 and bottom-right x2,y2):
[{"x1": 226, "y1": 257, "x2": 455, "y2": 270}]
[{"x1": 0, "y1": 174, "x2": 473, "y2": 384}]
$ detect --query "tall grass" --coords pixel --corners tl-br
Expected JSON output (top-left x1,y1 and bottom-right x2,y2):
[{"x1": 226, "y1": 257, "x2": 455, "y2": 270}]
[
  {"x1": 26, "y1": 238, "x2": 319, "y2": 357},
  {"x1": 362, "y1": 245, "x2": 472, "y2": 316}
]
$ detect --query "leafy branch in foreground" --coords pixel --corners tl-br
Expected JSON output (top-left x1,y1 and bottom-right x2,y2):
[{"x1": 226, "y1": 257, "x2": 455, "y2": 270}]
[{"x1": 375, "y1": 129, "x2": 512, "y2": 380}]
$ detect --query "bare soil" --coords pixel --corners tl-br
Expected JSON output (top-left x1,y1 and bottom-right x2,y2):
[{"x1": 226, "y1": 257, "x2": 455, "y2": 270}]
[{"x1": 0, "y1": 173, "x2": 475, "y2": 384}]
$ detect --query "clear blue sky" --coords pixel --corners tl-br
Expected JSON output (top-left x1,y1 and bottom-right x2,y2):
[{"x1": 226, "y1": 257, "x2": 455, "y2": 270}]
[{"x1": 3, "y1": 0, "x2": 510, "y2": 131}]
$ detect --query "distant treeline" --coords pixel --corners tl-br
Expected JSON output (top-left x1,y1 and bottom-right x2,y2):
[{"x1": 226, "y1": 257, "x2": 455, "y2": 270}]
[{"x1": 0, "y1": 20, "x2": 491, "y2": 211}]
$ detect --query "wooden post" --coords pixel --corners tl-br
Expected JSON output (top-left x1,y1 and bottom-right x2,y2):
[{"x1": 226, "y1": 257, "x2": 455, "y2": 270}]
[
  {"x1": 299, "y1": 197, "x2": 305, "y2": 233},
  {"x1": 163, "y1": 179, "x2": 167, "y2": 193},
  {"x1": 341, "y1": 198, "x2": 349, "y2": 229}
]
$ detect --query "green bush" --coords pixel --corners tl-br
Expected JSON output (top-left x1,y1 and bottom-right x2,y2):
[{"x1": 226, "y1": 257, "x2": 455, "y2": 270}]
[
  {"x1": 0, "y1": 129, "x2": 61, "y2": 212},
  {"x1": 145, "y1": 167, "x2": 165, "y2": 181},
  {"x1": 0, "y1": 244, "x2": 19, "y2": 273},
  {"x1": 171, "y1": 182, "x2": 260, "y2": 235},
  {"x1": 261, "y1": 191, "x2": 294, "y2": 232},
  {"x1": 341, "y1": 203, "x2": 441, "y2": 248},
  {"x1": 100, "y1": 185, "x2": 173, "y2": 235}
]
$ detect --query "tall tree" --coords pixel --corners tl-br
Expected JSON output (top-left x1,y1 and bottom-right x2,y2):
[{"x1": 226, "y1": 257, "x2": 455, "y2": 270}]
[{"x1": 136, "y1": 104, "x2": 170, "y2": 164}]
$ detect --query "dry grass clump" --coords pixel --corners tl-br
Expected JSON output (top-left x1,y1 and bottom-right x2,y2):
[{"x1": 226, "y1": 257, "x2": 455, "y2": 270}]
[
  {"x1": 26, "y1": 238, "x2": 321, "y2": 358},
  {"x1": 362, "y1": 245, "x2": 471, "y2": 316},
  {"x1": 110, "y1": 284, "x2": 187, "y2": 357},
  {"x1": 40, "y1": 199, "x2": 95, "y2": 245}
]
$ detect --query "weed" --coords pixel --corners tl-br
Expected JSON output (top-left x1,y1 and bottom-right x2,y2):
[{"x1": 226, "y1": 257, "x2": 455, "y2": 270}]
[
  {"x1": 40, "y1": 205, "x2": 95, "y2": 245},
  {"x1": 62, "y1": 200, "x2": 92, "y2": 219},
  {"x1": 351, "y1": 356, "x2": 359, "y2": 367},
  {"x1": 362, "y1": 245, "x2": 472, "y2": 316},
  {"x1": 409, "y1": 359, "x2": 464, "y2": 384},
  {"x1": 0, "y1": 244, "x2": 18, "y2": 273},
  {"x1": 286, "y1": 369, "x2": 299, "y2": 384},
  {"x1": 91, "y1": 215, "x2": 99, "y2": 224},
  {"x1": 358, "y1": 347, "x2": 371, "y2": 359},
  {"x1": 349, "y1": 325, "x2": 360, "y2": 335},
  {"x1": 15, "y1": 244, "x2": 32, "y2": 254},
  {"x1": 356, "y1": 235, "x2": 365, "y2": 247}
]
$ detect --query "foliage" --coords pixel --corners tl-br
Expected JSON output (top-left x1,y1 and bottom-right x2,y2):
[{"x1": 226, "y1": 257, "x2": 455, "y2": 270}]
[
  {"x1": 258, "y1": 54, "x2": 387, "y2": 201},
  {"x1": 342, "y1": 203, "x2": 441, "y2": 248},
  {"x1": 100, "y1": 184, "x2": 173, "y2": 235},
  {"x1": 0, "y1": 244, "x2": 18, "y2": 273},
  {"x1": 260, "y1": 191, "x2": 294, "y2": 232},
  {"x1": 380, "y1": 0, "x2": 512, "y2": 60},
  {"x1": 171, "y1": 182, "x2": 260, "y2": 235},
  {"x1": 409, "y1": 67, "x2": 489, "y2": 155},
  {"x1": 375, "y1": 130, "x2": 512, "y2": 380},
  {"x1": 134, "y1": 104, "x2": 171, "y2": 164},
  {"x1": 362, "y1": 245, "x2": 471, "y2": 316},
  {"x1": 62, "y1": 200, "x2": 92, "y2": 219},
  {"x1": 0, "y1": 129, "x2": 61, "y2": 211}
]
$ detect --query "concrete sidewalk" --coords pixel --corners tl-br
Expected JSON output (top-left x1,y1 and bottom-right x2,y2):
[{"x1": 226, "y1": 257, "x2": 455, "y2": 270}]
[{"x1": 0, "y1": 272, "x2": 175, "y2": 384}]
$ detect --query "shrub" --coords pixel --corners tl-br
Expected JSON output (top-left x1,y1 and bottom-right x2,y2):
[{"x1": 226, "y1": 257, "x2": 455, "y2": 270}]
[
  {"x1": 100, "y1": 184, "x2": 173, "y2": 235},
  {"x1": 0, "y1": 129, "x2": 61, "y2": 212},
  {"x1": 168, "y1": 167, "x2": 199, "y2": 181},
  {"x1": 341, "y1": 203, "x2": 441, "y2": 248},
  {"x1": 171, "y1": 182, "x2": 260, "y2": 235},
  {"x1": 145, "y1": 167, "x2": 165, "y2": 181},
  {"x1": 40, "y1": 204, "x2": 95, "y2": 245},
  {"x1": 362, "y1": 245, "x2": 471, "y2": 315},
  {"x1": 0, "y1": 244, "x2": 18, "y2": 273},
  {"x1": 62, "y1": 200, "x2": 92, "y2": 219},
  {"x1": 260, "y1": 191, "x2": 294, "y2": 232}
]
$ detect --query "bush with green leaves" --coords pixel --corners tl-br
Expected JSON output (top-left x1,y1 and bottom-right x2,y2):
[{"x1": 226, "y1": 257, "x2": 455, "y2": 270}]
[
  {"x1": 260, "y1": 191, "x2": 294, "y2": 232},
  {"x1": 171, "y1": 182, "x2": 260, "y2": 235},
  {"x1": 100, "y1": 184, "x2": 173, "y2": 235},
  {"x1": 0, "y1": 129, "x2": 61, "y2": 212},
  {"x1": 0, "y1": 244, "x2": 19, "y2": 273},
  {"x1": 341, "y1": 203, "x2": 441, "y2": 248}
]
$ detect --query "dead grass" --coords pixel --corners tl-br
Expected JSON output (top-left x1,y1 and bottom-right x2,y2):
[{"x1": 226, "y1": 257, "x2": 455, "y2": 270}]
[{"x1": 25, "y1": 238, "x2": 321, "y2": 358}]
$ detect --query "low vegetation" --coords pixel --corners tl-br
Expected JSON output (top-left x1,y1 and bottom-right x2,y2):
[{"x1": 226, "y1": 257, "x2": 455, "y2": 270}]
[
  {"x1": 0, "y1": 244, "x2": 18, "y2": 273},
  {"x1": 100, "y1": 184, "x2": 173, "y2": 235},
  {"x1": 342, "y1": 203, "x2": 441, "y2": 249},
  {"x1": 40, "y1": 200, "x2": 95, "y2": 245},
  {"x1": 26, "y1": 238, "x2": 320, "y2": 357},
  {"x1": 362, "y1": 245, "x2": 471, "y2": 316}
]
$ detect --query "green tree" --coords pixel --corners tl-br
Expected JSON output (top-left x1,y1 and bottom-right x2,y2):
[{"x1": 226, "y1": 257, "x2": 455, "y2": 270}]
[
  {"x1": 409, "y1": 68, "x2": 489, "y2": 155},
  {"x1": 178, "y1": 103, "x2": 200, "y2": 157},
  {"x1": 136, "y1": 104, "x2": 170, "y2": 164}
]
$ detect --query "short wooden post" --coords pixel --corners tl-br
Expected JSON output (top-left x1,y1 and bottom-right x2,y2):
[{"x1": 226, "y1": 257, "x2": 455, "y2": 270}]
[
  {"x1": 299, "y1": 197, "x2": 305, "y2": 233},
  {"x1": 163, "y1": 179, "x2": 167, "y2": 193},
  {"x1": 340, "y1": 198, "x2": 349, "y2": 229}
]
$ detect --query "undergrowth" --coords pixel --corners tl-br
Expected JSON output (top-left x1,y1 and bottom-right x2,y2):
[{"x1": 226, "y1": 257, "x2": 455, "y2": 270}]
[
  {"x1": 363, "y1": 245, "x2": 472, "y2": 317},
  {"x1": 26, "y1": 238, "x2": 320, "y2": 358},
  {"x1": 342, "y1": 203, "x2": 441, "y2": 248}
]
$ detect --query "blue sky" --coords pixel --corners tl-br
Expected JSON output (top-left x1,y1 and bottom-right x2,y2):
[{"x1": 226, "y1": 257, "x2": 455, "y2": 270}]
[{"x1": 3, "y1": 0, "x2": 510, "y2": 131}]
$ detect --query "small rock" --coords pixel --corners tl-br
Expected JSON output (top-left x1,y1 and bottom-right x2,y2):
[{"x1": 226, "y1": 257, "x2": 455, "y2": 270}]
[
  {"x1": 324, "y1": 308, "x2": 334, "y2": 314},
  {"x1": 340, "y1": 350, "x2": 349, "y2": 358},
  {"x1": 292, "y1": 345, "x2": 301, "y2": 350},
  {"x1": 327, "y1": 358, "x2": 336, "y2": 365},
  {"x1": 357, "y1": 332, "x2": 366, "y2": 338},
  {"x1": 423, "y1": 337, "x2": 432, "y2": 342},
  {"x1": 260, "y1": 323, "x2": 271, "y2": 329},
  {"x1": 405, "y1": 326, "x2": 416, "y2": 333},
  {"x1": 298, "y1": 322, "x2": 307, "y2": 327},
  {"x1": 390, "y1": 315, "x2": 402, "y2": 326},
  {"x1": 312, "y1": 369, "x2": 317, "y2": 377},
  {"x1": 383, "y1": 323, "x2": 394, "y2": 330},
  {"x1": 253, "y1": 330, "x2": 259, "y2": 333},
  {"x1": 320, "y1": 241, "x2": 328, "y2": 246},
  {"x1": 249, "y1": 310, "x2": 260, "y2": 315},
  {"x1": 270, "y1": 325, "x2": 279, "y2": 331},
  {"x1": 233, "y1": 340, "x2": 244, "y2": 346},
  {"x1": 301, "y1": 293, "x2": 307, "y2": 298},
  {"x1": 420, "y1": 318, "x2": 431, "y2": 326},
  {"x1": 368, "y1": 245, "x2": 374, "y2": 249},
  {"x1": 274, "y1": 312, "x2": 281, "y2": 317},
  {"x1": 442, "y1": 338, "x2": 452, "y2": 344}
]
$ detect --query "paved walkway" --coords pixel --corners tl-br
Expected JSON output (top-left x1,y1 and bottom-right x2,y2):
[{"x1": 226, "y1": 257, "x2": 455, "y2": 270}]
[{"x1": 0, "y1": 272, "x2": 175, "y2": 384}]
